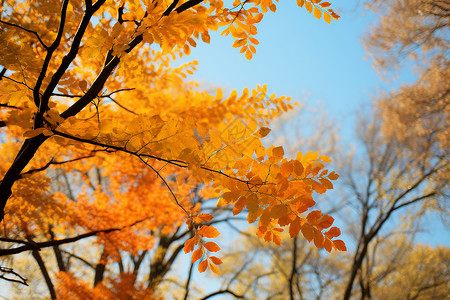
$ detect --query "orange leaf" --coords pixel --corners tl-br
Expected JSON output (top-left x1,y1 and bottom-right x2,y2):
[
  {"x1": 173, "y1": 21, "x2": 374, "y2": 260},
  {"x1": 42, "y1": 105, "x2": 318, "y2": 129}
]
[
  {"x1": 317, "y1": 214, "x2": 334, "y2": 230},
  {"x1": 318, "y1": 177, "x2": 334, "y2": 189},
  {"x1": 256, "y1": 127, "x2": 271, "y2": 138},
  {"x1": 270, "y1": 204, "x2": 286, "y2": 219},
  {"x1": 296, "y1": 195, "x2": 316, "y2": 213},
  {"x1": 297, "y1": 0, "x2": 305, "y2": 7},
  {"x1": 333, "y1": 239, "x2": 347, "y2": 251},
  {"x1": 198, "y1": 259, "x2": 208, "y2": 273},
  {"x1": 327, "y1": 171, "x2": 339, "y2": 180},
  {"x1": 320, "y1": 2, "x2": 331, "y2": 7},
  {"x1": 232, "y1": 196, "x2": 247, "y2": 215},
  {"x1": 78, "y1": 80, "x2": 88, "y2": 90},
  {"x1": 306, "y1": 210, "x2": 322, "y2": 224},
  {"x1": 323, "y1": 238, "x2": 333, "y2": 252},
  {"x1": 280, "y1": 161, "x2": 293, "y2": 178},
  {"x1": 204, "y1": 242, "x2": 221, "y2": 252},
  {"x1": 201, "y1": 31, "x2": 210, "y2": 43},
  {"x1": 232, "y1": 38, "x2": 247, "y2": 48},
  {"x1": 198, "y1": 225, "x2": 220, "y2": 238},
  {"x1": 248, "y1": 36, "x2": 259, "y2": 45},
  {"x1": 289, "y1": 217, "x2": 303, "y2": 238},
  {"x1": 311, "y1": 180, "x2": 327, "y2": 194},
  {"x1": 313, "y1": 229, "x2": 324, "y2": 248},
  {"x1": 209, "y1": 256, "x2": 223, "y2": 265},
  {"x1": 271, "y1": 146, "x2": 284, "y2": 162},
  {"x1": 292, "y1": 160, "x2": 304, "y2": 176},
  {"x1": 325, "y1": 226, "x2": 341, "y2": 239},
  {"x1": 264, "y1": 231, "x2": 272, "y2": 242},
  {"x1": 184, "y1": 237, "x2": 196, "y2": 253},
  {"x1": 278, "y1": 213, "x2": 296, "y2": 227},
  {"x1": 196, "y1": 213, "x2": 214, "y2": 223},
  {"x1": 273, "y1": 234, "x2": 282, "y2": 246},
  {"x1": 245, "y1": 49, "x2": 253, "y2": 60},
  {"x1": 301, "y1": 223, "x2": 314, "y2": 242},
  {"x1": 191, "y1": 248, "x2": 203, "y2": 263}
]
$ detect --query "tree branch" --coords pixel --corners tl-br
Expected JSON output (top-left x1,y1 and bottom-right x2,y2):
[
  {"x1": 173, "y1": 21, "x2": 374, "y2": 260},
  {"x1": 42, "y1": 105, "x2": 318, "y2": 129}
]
[
  {"x1": 200, "y1": 289, "x2": 245, "y2": 300},
  {"x1": 0, "y1": 266, "x2": 28, "y2": 286},
  {"x1": 0, "y1": 20, "x2": 49, "y2": 49},
  {"x1": 0, "y1": 218, "x2": 149, "y2": 256}
]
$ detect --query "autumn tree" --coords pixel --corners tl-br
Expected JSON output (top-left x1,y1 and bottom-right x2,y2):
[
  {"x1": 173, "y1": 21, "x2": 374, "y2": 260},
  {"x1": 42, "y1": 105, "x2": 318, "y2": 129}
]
[
  {"x1": 0, "y1": 0, "x2": 345, "y2": 298},
  {"x1": 369, "y1": 242, "x2": 449, "y2": 300},
  {"x1": 339, "y1": 113, "x2": 448, "y2": 299},
  {"x1": 211, "y1": 106, "x2": 448, "y2": 300},
  {"x1": 337, "y1": 1, "x2": 450, "y2": 297},
  {"x1": 364, "y1": 0, "x2": 449, "y2": 158}
]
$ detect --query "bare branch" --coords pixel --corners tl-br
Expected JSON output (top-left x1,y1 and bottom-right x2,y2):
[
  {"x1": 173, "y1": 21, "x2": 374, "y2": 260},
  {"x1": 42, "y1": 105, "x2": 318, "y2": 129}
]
[
  {"x1": 200, "y1": 289, "x2": 245, "y2": 300},
  {"x1": 0, "y1": 266, "x2": 28, "y2": 286}
]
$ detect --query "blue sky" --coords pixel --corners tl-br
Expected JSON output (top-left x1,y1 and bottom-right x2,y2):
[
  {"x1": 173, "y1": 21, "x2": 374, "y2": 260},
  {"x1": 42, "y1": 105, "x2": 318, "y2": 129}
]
[{"x1": 180, "y1": 1, "x2": 417, "y2": 137}]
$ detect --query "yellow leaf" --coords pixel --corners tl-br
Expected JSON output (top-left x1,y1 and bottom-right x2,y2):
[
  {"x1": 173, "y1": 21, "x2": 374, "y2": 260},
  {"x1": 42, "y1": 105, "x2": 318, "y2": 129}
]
[
  {"x1": 305, "y1": 2, "x2": 313, "y2": 13},
  {"x1": 216, "y1": 88, "x2": 223, "y2": 101},
  {"x1": 198, "y1": 259, "x2": 208, "y2": 273},
  {"x1": 314, "y1": 7, "x2": 322, "y2": 20},
  {"x1": 232, "y1": 38, "x2": 247, "y2": 48},
  {"x1": 210, "y1": 262, "x2": 221, "y2": 275},
  {"x1": 245, "y1": 49, "x2": 253, "y2": 60},
  {"x1": 323, "y1": 12, "x2": 331, "y2": 24},
  {"x1": 320, "y1": 154, "x2": 332, "y2": 162}
]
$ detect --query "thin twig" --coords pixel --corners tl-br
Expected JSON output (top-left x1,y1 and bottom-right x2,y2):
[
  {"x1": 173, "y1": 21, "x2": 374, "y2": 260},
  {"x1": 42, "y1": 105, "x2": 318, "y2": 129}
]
[{"x1": 0, "y1": 19, "x2": 49, "y2": 49}]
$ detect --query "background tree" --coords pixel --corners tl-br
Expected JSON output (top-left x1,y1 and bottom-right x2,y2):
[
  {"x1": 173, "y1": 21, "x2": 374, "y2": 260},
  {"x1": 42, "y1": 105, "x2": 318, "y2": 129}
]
[{"x1": 210, "y1": 103, "x2": 448, "y2": 300}]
